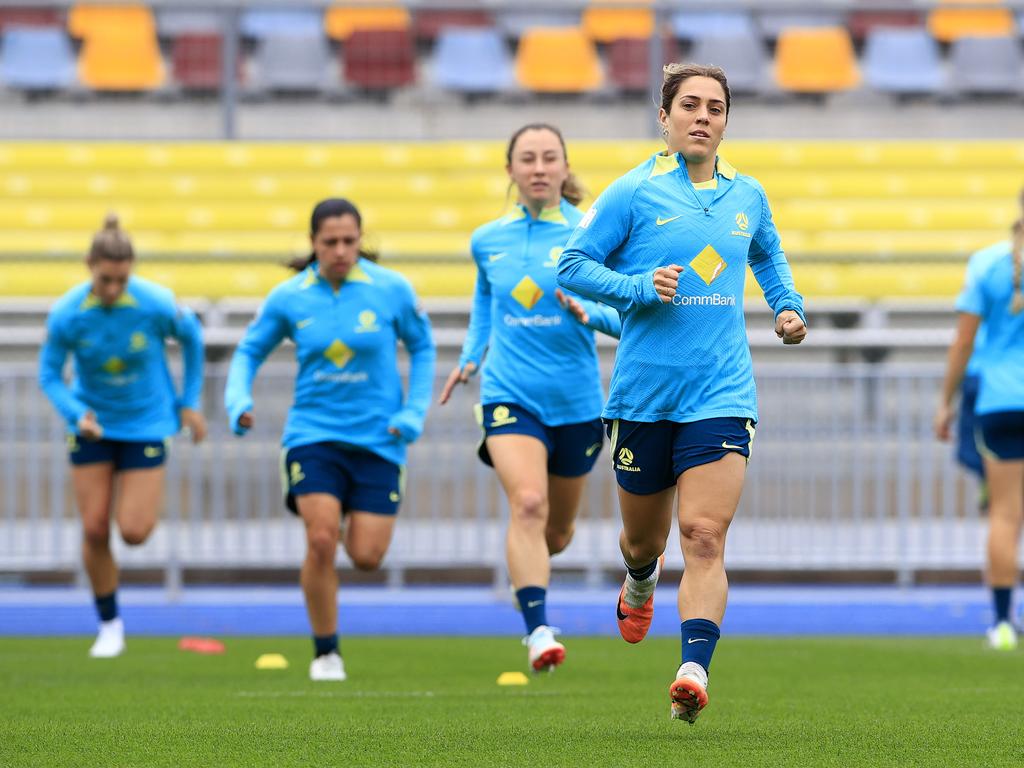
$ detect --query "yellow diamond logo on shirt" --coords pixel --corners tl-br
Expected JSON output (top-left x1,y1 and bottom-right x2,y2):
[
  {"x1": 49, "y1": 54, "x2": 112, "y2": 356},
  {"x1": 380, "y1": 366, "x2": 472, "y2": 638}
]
[
  {"x1": 323, "y1": 339, "x2": 354, "y2": 368},
  {"x1": 511, "y1": 275, "x2": 544, "y2": 310},
  {"x1": 102, "y1": 356, "x2": 125, "y2": 374},
  {"x1": 690, "y1": 245, "x2": 728, "y2": 286},
  {"x1": 129, "y1": 332, "x2": 147, "y2": 351}
]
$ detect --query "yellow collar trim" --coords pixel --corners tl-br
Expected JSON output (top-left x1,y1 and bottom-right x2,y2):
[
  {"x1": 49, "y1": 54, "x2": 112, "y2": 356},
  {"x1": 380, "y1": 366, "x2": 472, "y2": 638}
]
[
  {"x1": 649, "y1": 152, "x2": 738, "y2": 181},
  {"x1": 80, "y1": 292, "x2": 137, "y2": 310},
  {"x1": 692, "y1": 179, "x2": 718, "y2": 190}
]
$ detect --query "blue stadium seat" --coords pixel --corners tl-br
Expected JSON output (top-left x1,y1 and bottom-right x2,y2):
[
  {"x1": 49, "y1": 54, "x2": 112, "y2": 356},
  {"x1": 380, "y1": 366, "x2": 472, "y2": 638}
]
[
  {"x1": 950, "y1": 35, "x2": 1024, "y2": 95},
  {"x1": 156, "y1": 10, "x2": 223, "y2": 36},
  {"x1": 0, "y1": 26, "x2": 75, "y2": 91},
  {"x1": 240, "y1": 9, "x2": 322, "y2": 40},
  {"x1": 689, "y1": 33, "x2": 768, "y2": 94},
  {"x1": 432, "y1": 27, "x2": 513, "y2": 94},
  {"x1": 671, "y1": 11, "x2": 754, "y2": 41},
  {"x1": 863, "y1": 27, "x2": 945, "y2": 95}
]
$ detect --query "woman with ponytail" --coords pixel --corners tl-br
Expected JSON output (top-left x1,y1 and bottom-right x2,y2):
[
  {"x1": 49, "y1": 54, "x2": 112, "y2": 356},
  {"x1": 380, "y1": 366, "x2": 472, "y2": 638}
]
[
  {"x1": 39, "y1": 214, "x2": 206, "y2": 658},
  {"x1": 937, "y1": 218, "x2": 1024, "y2": 650},
  {"x1": 225, "y1": 198, "x2": 435, "y2": 682},
  {"x1": 439, "y1": 124, "x2": 620, "y2": 673}
]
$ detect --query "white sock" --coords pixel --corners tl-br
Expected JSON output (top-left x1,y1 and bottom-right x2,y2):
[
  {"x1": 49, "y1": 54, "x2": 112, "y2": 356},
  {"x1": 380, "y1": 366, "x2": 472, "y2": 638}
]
[{"x1": 623, "y1": 564, "x2": 660, "y2": 608}]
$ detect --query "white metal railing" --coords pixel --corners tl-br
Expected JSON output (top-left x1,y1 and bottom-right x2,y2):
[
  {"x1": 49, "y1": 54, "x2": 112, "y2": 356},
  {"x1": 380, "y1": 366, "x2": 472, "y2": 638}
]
[{"x1": 0, "y1": 362, "x2": 985, "y2": 592}]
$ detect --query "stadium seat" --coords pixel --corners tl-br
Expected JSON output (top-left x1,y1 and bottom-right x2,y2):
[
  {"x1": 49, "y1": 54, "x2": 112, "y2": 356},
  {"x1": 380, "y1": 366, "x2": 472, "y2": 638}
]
[
  {"x1": 774, "y1": 27, "x2": 860, "y2": 93},
  {"x1": 68, "y1": 3, "x2": 155, "y2": 40},
  {"x1": 324, "y1": 5, "x2": 410, "y2": 40},
  {"x1": 607, "y1": 36, "x2": 679, "y2": 93},
  {"x1": 343, "y1": 28, "x2": 416, "y2": 90},
  {"x1": 431, "y1": 27, "x2": 513, "y2": 94},
  {"x1": 171, "y1": 33, "x2": 233, "y2": 91},
  {"x1": 581, "y1": 2, "x2": 654, "y2": 43},
  {"x1": 0, "y1": 26, "x2": 76, "y2": 91},
  {"x1": 862, "y1": 28, "x2": 945, "y2": 96},
  {"x1": 240, "y1": 9, "x2": 322, "y2": 40},
  {"x1": 0, "y1": 8, "x2": 62, "y2": 33},
  {"x1": 689, "y1": 33, "x2": 768, "y2": 95},
  {"x1": 77, "y1": 27, "x2": 164, "y2": 91},
  {"x1": 928, "y1": 0, "x2": 1016, "y2": 43},
  {"x1": 515, "y1": 27, "x2": 602, "y2": 93},
  {"x1": 949, "y1": 35, "x2": 1024, "y2": 95},
  {"x1": 846, "y1": 10, "x2": 925, "y2": 41},
  {"x1": 413, "y1": 9, "x2": 494, "y2": 41},
  {"x1": 670, "y1": 11, "x2": 755, "y2": 41},
  {"x1": 757, "y1": 11, "x2": 844, "y2": 39},
  {"x1": 156, "y1": 10, "x2": 224, "y2": 36},
  {"x1": 250, "y1": 34, "x2": 333, "y2": 94},
  {"x1": 497, "y1": 12, "x2": 579, "y2": 38}
]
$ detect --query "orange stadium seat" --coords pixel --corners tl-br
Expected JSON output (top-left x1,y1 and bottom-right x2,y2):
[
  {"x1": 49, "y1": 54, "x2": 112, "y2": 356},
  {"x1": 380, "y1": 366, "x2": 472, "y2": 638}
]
[
  {"x1": 581, "y1": 1, "x2": 654, "y2": 43},
  {"x1": 515, "y1": 27, "x2": 602, "y2": 93},
  {"x1": 774, "y1": 27, "x2": 860, "y2": 93},
  {"x1": 324, "y1": 5, "x2": 410, "y2": 40},
  {"x1": 78, "y1": 27, "x2": 164, "y2": 91},
  {"x1": 928, "y1": 0, "x2": 1015, "y2": 42},
  {"x1": 68, "y1": 3, "x2": 155, "y2": 39}
]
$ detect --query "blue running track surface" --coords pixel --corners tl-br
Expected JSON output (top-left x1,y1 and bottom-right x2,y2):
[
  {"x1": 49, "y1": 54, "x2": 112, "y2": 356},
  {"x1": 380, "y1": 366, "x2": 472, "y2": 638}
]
[{"x1": 0, "y1": 586, "x2": 996, "y2": 637}]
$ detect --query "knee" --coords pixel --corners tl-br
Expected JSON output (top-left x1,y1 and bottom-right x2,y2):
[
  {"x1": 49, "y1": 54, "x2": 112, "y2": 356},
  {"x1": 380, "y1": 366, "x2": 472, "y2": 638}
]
[
  {"x1": 119, "y1": 523, "x2": 153, "y2": 547},
  {"x1": 82, "y1": 520, "x2": 110, "y2": 548},
  {"x1": 679, "y1": 520, "x2": 726, "y2": 561},
  {"x1": 509, "y1": 489, "x2": 547, "y2": 526},
  {"x1": 623, "y1": 539, "x2": 662, "y2": 565},
  {"x1": 348, "y1": 547, "x2": 385, "y2": 572},
  {"x1": 306, "y1": 526, "x2": 339, "y2": 566},
  {"x1": 546, "y1": 525, "x2": 575, "y2": 556}
]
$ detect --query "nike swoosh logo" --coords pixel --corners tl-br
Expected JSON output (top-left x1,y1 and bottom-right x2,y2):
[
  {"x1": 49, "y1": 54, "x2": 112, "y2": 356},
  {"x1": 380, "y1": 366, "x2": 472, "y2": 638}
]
[
  {"x1": 616, "y1": 602, "x2": 628, "y2": 621},
  {"x1": 585, "y1": 442, "x2": 601, "y2": 457},
  {"x1": 722, "y1": 440, "x2": 744, "y2": 451},
  {"x1": 687, "y1": 638, "x2": 708, "y2": 644},
  {"x1": 296, "y1": 318, "x2": 314, "y2": 329},
  {"x1": 488, "y1": 252, "x2": 507, "y2": 262},
  {"x1": 526, "y1": 600, "x2": 543, "y2": 609},
  {"x1": 656, "y1": 215, "x2": 681, "y2": 226}
]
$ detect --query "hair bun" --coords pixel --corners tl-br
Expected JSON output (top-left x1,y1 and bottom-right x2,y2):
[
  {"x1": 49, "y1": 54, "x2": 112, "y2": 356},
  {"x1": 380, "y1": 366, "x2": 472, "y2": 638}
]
[{"x1": 102, "y1": 212, "x2": 120, "y2": 230}]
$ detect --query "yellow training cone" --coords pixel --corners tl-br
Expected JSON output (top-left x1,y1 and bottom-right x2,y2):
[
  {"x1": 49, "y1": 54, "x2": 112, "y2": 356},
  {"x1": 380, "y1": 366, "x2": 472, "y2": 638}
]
[
  {"x1": 497, "y1": 671, "x2": 529, "y2": 686},
  {"x1": 255, "y1": 653, "x2": 289, "y2": 670}
]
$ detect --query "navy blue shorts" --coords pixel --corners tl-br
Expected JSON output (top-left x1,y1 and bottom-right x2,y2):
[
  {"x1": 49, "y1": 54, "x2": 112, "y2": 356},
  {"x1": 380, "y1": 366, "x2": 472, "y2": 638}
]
[
  {"x1": 977, "y1": 411, "x2": 1024, "y2": 462},
  {"x1": 956, "y1": 375, "x2": 984, "y2": 476},
  {"x1": 606, "y1": 417, "x2": 756, "y2": 495},
  {"x1": 281, "y1": 442, "x2": 402, "y2": 516},
  {"x1": 67, "y1": 436, "x2": 168, "y2": 470},
  {"x1": 477, "y1": 402, "x2": 604, "y2": 478}
]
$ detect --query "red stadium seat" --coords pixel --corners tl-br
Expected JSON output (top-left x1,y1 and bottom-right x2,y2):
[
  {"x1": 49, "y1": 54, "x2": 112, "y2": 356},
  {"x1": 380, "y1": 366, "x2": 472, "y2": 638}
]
[
  {"x1": 607, "y1": 36, "x2": 680, "y2": 93},
  {"x1": 0, "y1": 7, "x2": 63, "y2": 33},
  {"x1": 172, "y1": 33, "x2": 236, "y2": 91},
  {"x1": 343, "y1": 28, "x2": 416, "y2": 90},
  {"x1": 413, "y1": 9, "x2": 494, "y2": 41},
  {"x1": 847, "y1": 11, "x2": 925, "y2": 41}
]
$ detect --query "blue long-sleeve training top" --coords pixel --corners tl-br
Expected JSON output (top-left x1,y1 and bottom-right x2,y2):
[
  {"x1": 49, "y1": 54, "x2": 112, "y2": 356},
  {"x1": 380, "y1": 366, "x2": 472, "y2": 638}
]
[
  {"x1": 458, "y1": 198, "x2": 621, "y2": 426},
  {"x1": 956, "y1": 245, "x2": 1024, "y2": 415},
  {"x1": 39, "y1": 276, "x2": 204, "y2": 441},
  {"x1": 957, "y1": 240, "x2": 1006, "y2": 377},
  {"x1": 224, "y1": 259, "x2": 435, "y2": 466},
  {"x1": 557, "y1": 151, "x2": 804, "y2": 423}
]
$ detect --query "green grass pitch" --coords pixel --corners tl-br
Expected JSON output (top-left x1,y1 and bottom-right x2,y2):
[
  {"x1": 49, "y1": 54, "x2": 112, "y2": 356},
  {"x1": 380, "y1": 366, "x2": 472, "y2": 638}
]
[{"x1": 3, "y1": 636, "x2": 1024, "y2": 767}]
